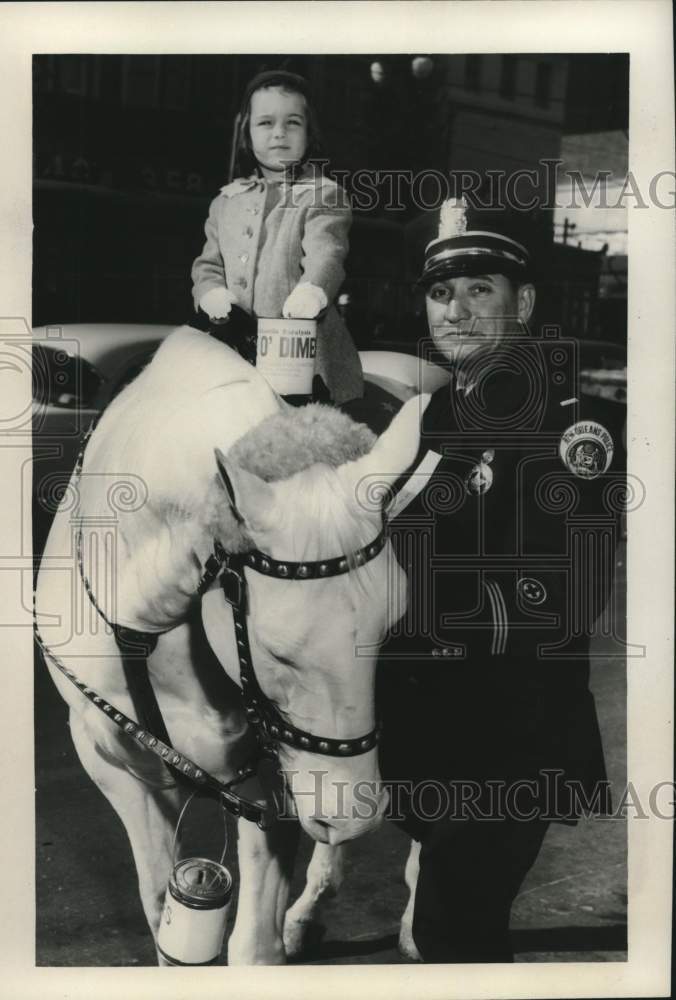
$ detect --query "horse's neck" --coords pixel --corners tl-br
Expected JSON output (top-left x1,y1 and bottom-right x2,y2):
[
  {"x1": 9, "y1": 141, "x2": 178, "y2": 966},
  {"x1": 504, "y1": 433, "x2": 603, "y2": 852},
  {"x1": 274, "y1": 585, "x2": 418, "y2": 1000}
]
[
  {"x1": 77, "y1": 433, "x2": 218, "y2": 631},
  {"x1": 76, "y1": 337, "x2": 279, "y2": 631}
]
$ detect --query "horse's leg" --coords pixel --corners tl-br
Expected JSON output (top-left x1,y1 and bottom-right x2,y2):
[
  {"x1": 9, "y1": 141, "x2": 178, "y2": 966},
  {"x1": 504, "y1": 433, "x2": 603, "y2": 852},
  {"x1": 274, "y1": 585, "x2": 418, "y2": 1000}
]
[
  {"x1": 69, "y1": 710, "x2": 183, "y2": 959},
  {"x1": 227, "y1": 815, "x2": 301, "y2": 965},
  {"x1": 398, "y1": 837, "x2": 422, "y2": 961},
  {"x1": 283, "y1": 842, "x2": 345, "y2": 958}
]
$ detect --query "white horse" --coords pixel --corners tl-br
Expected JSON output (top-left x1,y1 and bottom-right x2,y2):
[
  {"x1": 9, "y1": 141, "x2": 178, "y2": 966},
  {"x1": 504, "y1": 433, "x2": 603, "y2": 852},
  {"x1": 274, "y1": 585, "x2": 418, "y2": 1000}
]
[{"x1": 35, "y1": 326, "x2": 428, "y2": 964}]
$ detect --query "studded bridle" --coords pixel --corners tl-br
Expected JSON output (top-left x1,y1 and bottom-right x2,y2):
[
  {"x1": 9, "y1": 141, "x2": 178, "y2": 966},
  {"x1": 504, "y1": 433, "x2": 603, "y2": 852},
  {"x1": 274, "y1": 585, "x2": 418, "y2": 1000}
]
[
  {"x1": 219, "y1": 524, "x2": 388, "y2": 759},
  {"x1": 34, "y1": 416, "x2": 390, "y2": 826}
]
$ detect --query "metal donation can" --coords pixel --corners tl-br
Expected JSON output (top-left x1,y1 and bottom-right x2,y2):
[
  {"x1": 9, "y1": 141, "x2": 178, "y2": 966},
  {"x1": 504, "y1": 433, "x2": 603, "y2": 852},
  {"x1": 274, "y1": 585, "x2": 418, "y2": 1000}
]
[
  {"x1": 256, "y1": 317, "x2": 317, "y2": 396},
  {"x1": 157, "y1": 857, "x2": 233, "y2": 966}
]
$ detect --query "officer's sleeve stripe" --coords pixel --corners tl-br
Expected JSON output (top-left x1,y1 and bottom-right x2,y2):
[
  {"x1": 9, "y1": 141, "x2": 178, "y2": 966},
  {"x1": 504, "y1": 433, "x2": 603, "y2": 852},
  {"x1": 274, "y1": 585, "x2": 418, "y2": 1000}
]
[
  {"x1": 484, "y1": 579, "x2": 509, "y2": 655},
  {"x1": 484, "y1": 580, "x2": 500, "y2": 655},
  {"x1": 493, "y1": 580, "x2": 509, "y2": 654}
]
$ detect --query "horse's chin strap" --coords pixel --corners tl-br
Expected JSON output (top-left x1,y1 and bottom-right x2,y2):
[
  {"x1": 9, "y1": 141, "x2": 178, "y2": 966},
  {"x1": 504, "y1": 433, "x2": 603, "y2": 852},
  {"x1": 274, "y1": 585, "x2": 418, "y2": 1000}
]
[{"x1": 220, "y1": 525, "x2": 388, "y2": 759}]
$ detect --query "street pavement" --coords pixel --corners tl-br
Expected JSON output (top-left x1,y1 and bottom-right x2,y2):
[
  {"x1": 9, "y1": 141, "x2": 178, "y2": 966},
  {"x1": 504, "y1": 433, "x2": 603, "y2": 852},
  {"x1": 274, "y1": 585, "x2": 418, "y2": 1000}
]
[{"x1": 35, "y1": 548, "x2": 627, "y2": 967}]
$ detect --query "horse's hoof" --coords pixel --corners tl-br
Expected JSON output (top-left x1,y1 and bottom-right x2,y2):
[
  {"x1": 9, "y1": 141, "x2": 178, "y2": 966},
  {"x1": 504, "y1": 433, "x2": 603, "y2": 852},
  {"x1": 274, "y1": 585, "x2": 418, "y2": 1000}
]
[{"x1": 283, "y1": 919, "x2": 326, "y2": 960}]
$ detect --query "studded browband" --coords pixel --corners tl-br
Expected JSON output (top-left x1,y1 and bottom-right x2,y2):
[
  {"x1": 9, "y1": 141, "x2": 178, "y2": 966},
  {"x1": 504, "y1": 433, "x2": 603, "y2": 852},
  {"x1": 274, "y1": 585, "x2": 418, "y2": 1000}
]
[{"x1": 239, "y1": 529, "x2": 388, "y2": 580}]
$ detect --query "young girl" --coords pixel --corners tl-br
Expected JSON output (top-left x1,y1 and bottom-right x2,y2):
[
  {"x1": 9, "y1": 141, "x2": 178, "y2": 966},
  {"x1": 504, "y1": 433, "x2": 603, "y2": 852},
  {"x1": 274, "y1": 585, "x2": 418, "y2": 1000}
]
[{"x1": 191, "y1": 70, "x2": 363, "y2": 404}]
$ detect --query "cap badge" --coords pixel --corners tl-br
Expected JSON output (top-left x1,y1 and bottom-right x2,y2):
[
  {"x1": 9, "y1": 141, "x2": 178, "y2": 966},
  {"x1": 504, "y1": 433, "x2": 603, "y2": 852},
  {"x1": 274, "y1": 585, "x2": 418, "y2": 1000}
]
[
  {"x1": 465, "y1": 448, "x2": 495, "y2": 496},
  {"x1": 438, "y1": 196, "x2": 468, "y2": 239},
  {"x1": 559, "y1": 421, "x2": 614, "y2": 479}
]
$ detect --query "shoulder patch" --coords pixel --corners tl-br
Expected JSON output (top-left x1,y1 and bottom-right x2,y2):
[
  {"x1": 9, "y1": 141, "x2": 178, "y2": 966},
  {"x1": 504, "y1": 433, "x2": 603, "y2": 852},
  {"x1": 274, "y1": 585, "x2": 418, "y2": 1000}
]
[{"x1": 559, "y1": 421, "x2": 614, "y2": 479}]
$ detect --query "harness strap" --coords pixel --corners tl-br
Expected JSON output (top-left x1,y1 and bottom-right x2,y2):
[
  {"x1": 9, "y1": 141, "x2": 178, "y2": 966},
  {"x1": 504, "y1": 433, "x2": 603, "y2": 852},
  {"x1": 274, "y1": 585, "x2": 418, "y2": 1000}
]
[
  {"x1": 76, "y1": 526, "x2": 176, "y2": 752},
  {"x1": 77, "y1": 522, "x2": 226, "y2": 749},
  {"x1": 116, "y1": 629, "x2": 173, "y2": 749},
  {"x1": 33, "y1": 610, "x2": 272, "y2": 828},
  {"x1": 75, "y1": 503, "x2": 257, "y2": 811}
]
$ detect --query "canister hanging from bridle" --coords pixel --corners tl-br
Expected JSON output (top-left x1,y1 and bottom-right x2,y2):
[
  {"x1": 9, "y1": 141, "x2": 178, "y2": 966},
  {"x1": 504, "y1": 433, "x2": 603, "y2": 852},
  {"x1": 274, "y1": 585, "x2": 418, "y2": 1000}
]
[{"x1": 157, "y1": 795, "x2": 233, "y2": 966}]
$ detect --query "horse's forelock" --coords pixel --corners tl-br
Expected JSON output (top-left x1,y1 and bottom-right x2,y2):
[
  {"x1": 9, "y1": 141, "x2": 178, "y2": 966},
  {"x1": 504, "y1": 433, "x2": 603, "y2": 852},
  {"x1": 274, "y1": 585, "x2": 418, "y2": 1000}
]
[
  {"x1": 209, "y1": 406, "x2": 383, "y2": 586},
  {"x1": 227, "y1": 404, "x2": 376, "y2": 482}
]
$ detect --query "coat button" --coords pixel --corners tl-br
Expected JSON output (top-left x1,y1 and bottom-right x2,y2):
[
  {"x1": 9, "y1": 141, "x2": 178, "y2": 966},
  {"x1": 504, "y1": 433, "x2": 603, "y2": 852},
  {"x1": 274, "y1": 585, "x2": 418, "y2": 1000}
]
[
  {"x1": 239, "y1": 252, "x2": 249, "y2": 263},
  {"x1": 243, "y1": 226, "x2": 253, "y2": 237},
  {"x1": 251, "y1": 206, "x2": 260, "y2": 215},
  {"x1": 517, "y1": 576, "x2": 547, "y2": 605},
  {"x1": 235, "y1": 276, "x2": 248, "y2": 289}
]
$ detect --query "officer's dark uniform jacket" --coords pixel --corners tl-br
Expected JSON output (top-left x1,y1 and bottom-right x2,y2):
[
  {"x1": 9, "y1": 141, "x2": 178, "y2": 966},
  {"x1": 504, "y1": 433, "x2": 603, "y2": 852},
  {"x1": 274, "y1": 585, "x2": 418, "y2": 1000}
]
[{"x1": 378, "y1": 339, "x2": 626, "y2": 829}]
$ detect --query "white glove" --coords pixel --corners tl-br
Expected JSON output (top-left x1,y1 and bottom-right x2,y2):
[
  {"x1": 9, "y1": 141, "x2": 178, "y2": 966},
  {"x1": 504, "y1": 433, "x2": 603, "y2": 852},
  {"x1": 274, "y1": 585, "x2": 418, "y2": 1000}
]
[
  {"x1": 282, "y1": 283, "x2": 328, "y2": 320},
  {"x1": 199, "y1": 286, "x2": 237, "y2": 320}
]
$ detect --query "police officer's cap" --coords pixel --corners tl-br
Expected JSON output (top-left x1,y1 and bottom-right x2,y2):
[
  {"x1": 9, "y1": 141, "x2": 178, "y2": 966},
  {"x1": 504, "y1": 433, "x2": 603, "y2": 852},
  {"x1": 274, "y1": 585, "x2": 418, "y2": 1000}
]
[{"x1": 420, "y1": 198, "x2": 533, "y2": 286}]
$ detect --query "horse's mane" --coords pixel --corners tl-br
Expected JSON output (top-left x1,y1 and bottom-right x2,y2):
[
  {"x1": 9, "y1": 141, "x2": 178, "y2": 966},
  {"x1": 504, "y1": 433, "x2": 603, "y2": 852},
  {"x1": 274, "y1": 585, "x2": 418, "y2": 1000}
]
[
  {"x1": 208, "y1": 405, "x2": 379, "y2": 566},
  {"x1": 230, "y1": 404, "x2": 376, "y2": 481}
]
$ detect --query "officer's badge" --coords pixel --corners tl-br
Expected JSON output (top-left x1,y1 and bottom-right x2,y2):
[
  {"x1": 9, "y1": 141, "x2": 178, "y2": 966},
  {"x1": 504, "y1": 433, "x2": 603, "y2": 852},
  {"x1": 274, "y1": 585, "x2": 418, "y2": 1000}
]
[
  {"x1": 465, "y1": 448, "x2": 495, "y2": 495},
  {"x1": 559, "y1": 421, "x2": 614, "y2": 479},
  {"x1": 438, "y1": 196, "x2": 468, "y2": 238}
]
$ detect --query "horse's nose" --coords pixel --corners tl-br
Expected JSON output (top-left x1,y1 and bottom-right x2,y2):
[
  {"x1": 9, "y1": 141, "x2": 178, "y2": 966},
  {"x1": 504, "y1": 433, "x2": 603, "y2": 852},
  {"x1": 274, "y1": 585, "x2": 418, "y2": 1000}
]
[{"x1": 306, "y1": 787, "x2": 389, "y2": 844}]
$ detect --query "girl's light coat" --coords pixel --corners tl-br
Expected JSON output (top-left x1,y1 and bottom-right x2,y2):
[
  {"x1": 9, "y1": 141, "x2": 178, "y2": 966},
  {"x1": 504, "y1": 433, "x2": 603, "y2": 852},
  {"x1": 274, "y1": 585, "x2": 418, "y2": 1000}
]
[{"x1": 192, "y1": 172, "x2": 363, "y2": 403}]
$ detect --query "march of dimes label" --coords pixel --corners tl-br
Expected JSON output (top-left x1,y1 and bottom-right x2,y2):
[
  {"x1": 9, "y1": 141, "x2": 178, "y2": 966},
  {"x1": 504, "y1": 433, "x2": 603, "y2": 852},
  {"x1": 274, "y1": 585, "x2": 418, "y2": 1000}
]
[{"x1": 256, "y1": 318, "x2": 317, "y2": 395}]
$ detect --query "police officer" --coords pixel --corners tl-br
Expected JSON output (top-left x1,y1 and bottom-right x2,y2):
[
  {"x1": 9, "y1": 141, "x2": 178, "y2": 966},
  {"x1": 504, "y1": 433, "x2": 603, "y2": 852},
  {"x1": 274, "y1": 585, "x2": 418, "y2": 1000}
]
[{"x1": 378, "y1": 199, "x2": 625, "y2": 963}]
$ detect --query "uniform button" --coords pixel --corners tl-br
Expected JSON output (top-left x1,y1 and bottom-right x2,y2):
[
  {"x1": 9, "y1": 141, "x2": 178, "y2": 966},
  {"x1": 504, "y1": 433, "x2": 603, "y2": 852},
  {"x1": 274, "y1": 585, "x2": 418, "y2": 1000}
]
[
  {"x1": 517, "y1": 576, "x2": 547, "y2": 605},
  {"x1": 251, "y1": 206, "x2": 260, "y2": 215},
  {"x1": 235, "y1": 277, "x2": 248, "y2": 289},
  {"x1": 243, "y1": 226, "x2": 253, "y2": 237},
  {"x1": 239, "y1": 253, "x2": 249, "y2": 263}
]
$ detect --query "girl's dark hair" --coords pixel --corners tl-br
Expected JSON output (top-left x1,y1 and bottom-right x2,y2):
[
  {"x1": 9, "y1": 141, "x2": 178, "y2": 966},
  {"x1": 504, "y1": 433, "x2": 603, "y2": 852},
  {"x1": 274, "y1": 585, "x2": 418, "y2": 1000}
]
[{"x1": 233, "y1": 70, "x2": 325, "y2": 179}]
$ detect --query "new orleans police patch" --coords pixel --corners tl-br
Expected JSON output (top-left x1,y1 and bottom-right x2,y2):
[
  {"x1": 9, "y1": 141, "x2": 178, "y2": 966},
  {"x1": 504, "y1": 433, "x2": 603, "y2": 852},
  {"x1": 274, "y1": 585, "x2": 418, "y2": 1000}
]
[{"x1": 559, "y1": 421, "x2": 614, "y2": 479}]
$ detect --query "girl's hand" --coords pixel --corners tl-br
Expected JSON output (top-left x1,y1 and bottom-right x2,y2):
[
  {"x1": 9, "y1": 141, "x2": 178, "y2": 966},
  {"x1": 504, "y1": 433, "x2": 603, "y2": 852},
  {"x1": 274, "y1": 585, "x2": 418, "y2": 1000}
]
[
  {"x1": 282, "y1": 283, "x2": 328, "y2": 320},
  {"x1": 200, "y1": 287, "x2": 237, "y2": 320}
]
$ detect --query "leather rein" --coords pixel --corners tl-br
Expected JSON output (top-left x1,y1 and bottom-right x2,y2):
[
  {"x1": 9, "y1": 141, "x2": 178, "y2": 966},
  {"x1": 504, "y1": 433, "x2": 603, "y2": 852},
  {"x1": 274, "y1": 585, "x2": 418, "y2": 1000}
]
[{"x1": 34, "y1": 418, "x2": 387, "y2": 827}]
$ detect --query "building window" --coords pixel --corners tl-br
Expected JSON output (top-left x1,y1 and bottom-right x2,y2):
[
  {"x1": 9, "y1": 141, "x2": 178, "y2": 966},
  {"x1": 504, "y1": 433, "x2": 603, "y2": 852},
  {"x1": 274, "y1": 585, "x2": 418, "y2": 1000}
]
[
  {"x1": 162, "y1": 57, "x2": 191, "y2": 111},
  {"x1": 122, "y1": 56, "x2": 161, "y2": 108},
  {"x1": 59, "y1": 56, "x2": 88, "y2": 96},
  {"x1": 500, "y1": 55, "x2": 517, "y2": 100},
  {"x1": 96, "y1": 56, "x2": 122, "y2": 103},
  {"x1": 464, "y1": 55, "x2": 481, "y2": 92},
  {"x1": 535, "y1": 61, "x2": 552, "y2": 108}
]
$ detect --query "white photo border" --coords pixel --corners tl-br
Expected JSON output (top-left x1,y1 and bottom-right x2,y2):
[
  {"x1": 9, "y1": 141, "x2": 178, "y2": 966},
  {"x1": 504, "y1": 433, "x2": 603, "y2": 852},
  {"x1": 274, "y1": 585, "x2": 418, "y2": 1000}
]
[{"x1": 1, "y1": 2, "x2": 673, "y2": 998}]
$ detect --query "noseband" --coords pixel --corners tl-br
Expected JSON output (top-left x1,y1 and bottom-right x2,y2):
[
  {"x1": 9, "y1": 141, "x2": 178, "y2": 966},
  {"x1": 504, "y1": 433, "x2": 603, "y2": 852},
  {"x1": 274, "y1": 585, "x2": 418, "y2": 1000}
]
[{"x1": 219, "y1": 524, "x2": 388, "y2": 759}]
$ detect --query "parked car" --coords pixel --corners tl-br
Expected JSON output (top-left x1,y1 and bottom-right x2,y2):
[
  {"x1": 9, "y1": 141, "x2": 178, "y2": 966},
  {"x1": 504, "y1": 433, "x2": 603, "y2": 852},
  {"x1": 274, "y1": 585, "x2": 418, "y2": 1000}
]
[
  {"x1": 31, "y1": 323, "x2": 450, "y2": 552},
  {"x1": 32, "y1": 323, "x2": 174, "y2": 551}
]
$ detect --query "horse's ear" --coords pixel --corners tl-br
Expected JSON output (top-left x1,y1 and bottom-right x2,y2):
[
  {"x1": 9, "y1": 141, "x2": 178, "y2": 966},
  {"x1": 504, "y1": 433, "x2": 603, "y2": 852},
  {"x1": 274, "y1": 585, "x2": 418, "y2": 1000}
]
[
  {"x1": 340, "y1": 393, "x2": 431, "y2": 499},
  {"x1": 214, "y1": 448, "x2": 274, "y2": 528},
  {"x1": 215, "y1": 448, "x2": 239, "y2": 513}
]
